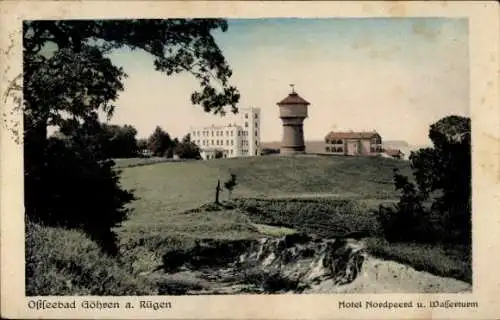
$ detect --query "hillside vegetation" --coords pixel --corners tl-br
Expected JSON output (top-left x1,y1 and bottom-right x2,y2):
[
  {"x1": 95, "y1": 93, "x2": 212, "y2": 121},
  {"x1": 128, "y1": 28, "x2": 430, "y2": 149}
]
[
  {"x1": 26, "y1": 221, "x2": 155, "y2": 296},
  {"x1": 120, "y1": 155, "x2": 411, "y2": 215}
]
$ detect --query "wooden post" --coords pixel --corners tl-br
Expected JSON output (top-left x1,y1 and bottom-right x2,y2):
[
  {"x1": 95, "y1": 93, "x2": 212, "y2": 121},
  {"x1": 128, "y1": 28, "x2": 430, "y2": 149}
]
[{"x1": 215, "y1": 179, "x2": 221, "y2": 205}]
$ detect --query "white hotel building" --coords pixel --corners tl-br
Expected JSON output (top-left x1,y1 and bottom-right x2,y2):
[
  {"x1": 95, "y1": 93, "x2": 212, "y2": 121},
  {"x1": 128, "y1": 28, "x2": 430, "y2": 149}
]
[{"x1": 189, "y1": 107, "x2": 261, "y2": 160}]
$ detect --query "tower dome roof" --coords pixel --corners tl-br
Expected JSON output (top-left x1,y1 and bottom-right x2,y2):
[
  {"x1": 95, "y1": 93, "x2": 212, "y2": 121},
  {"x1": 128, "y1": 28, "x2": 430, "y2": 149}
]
[{"x1": 277, "y1": 91, "x2": 310, "y2": 106}]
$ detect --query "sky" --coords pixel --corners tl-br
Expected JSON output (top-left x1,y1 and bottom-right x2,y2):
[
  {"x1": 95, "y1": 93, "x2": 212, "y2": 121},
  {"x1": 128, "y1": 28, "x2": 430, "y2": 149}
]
[{"x1": 105, "y1": 18, "x2": 469, "y2": 146}]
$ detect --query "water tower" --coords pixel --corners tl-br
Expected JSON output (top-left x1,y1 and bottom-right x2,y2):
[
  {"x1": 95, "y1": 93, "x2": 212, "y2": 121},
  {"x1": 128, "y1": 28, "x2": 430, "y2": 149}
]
[{"x1": 277, "y1": 85, "x2": 310, "y2": 155}]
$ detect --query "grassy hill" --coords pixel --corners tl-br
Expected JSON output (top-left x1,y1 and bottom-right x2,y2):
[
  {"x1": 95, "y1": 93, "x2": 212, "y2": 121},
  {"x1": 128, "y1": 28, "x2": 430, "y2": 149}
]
[{"x1": 119, "y1": 155, "x2": 411, "y2": 221}]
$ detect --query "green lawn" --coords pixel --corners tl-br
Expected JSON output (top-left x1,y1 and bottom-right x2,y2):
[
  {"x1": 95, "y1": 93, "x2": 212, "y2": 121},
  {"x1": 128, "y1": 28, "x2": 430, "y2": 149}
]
[{"x1": 119, "y1": 155, "x2": 410, "y2": 221}]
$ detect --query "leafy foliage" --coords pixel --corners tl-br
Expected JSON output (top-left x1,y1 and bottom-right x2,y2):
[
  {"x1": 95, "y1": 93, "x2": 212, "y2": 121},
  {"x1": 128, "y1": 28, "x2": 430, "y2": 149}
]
[
  {"x1": 376, "y1": 115, "x2": 471, "y2": 244},
  {"x1": 147, "y1": 126, "x2": 174, "y2": 157},
  {"x1": 37, "y1": 118, "x2": 136, "y2": 255},
  {"x1": 174, "y1": 134, "x2": 201, "y2": 159},
  {"x1": 56, "y1": 121, "x2": 139, "y2": 158}
]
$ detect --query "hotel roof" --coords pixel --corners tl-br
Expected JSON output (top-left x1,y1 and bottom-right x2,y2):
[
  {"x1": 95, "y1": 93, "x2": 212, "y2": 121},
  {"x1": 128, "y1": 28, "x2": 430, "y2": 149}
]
[{"x1": 325, "y1": 131, "x2": 381, "y2": 141}]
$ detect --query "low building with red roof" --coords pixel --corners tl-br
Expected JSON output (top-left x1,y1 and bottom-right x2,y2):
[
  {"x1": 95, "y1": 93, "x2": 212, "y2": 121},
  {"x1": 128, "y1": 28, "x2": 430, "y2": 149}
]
[{"x1": 324, "y1": 130, "x2": 383, "y2": 156}]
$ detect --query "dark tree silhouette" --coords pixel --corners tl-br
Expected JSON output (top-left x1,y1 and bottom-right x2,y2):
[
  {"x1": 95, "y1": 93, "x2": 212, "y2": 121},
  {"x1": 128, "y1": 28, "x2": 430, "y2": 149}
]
[
  {"x1": 147, "y1": 126, "x2": 173, "y2": 157},
  {"x1": 174, "y1": 134, "x2": 201, "y2": 159},
  {"x1": 376, "y1": 115, "x2": 471, "y2": 244}
]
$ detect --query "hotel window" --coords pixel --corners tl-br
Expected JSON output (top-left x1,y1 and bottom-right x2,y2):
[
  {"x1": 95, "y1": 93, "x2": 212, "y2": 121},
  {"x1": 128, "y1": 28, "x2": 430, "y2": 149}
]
[
  {"x1": 255, "y1": 131, "x2": 258, "y2": 137},
  {"x1": 211, "y1": 140, "x2": 214, "y2": 145},
  {"x1": 238, "y1": 131, "x2": 241, "y2": 136},
  {"x1": 230, "y1": 150, "x2": 233, "y2": 155},
  {"x1": 226, "y1": 140, "x2": 229, "y2": 146},
  {"x1": 255, "y1": 123, "x2": 258, "y2": 129},
  {"x1": 245, "y1": 122, "x2": 248, "y2": 128},
  {"x1": 231, "y1": 131, "x2": 233, "y2": 136},
  {"x1": 255, "y1": 113, "x2": 258, "y2": 119},
  {"x1": 231, "y1": 140, "x2": 234, "y2": 146},
  {"x1": 211, "y1": 131, "x2": 214, "y2": 137},
  {"x1": 245, "y1": 113, "x2": 248, "y2": 119},
  {"x1": 326, "y1": 147, "x2": 331, "y2": 152}
]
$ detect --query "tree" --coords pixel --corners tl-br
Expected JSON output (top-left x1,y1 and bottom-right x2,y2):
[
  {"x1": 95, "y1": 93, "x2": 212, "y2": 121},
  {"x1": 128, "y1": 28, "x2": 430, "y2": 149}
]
[
  {"x1": 22, "y1": 19, "x2": 240, "y2": 253},
  {"x1": 137, "y1": 138, "x2": 148, "y2": 151},
  {"x1": 376, "y1": 115, "x2": 471, "y2": 244},
  {"x1": 43, "y1": 115, "x2": 136, "y2": 254},
  {"x1": 223, "y1": 173, "x2": 237, "y2": 200},
  {"x1": 174, "y1": 133, "x2": 201, "y2": 159},
  {"x1": 174, "y1": 141, "x2": 201, "y2": 159},
  {"x1": 103, "y1": 123, "x2": 139, "y2": 158},
  {"x1": 147, "y1": 126, "x2": 173, "y2": 157}
]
